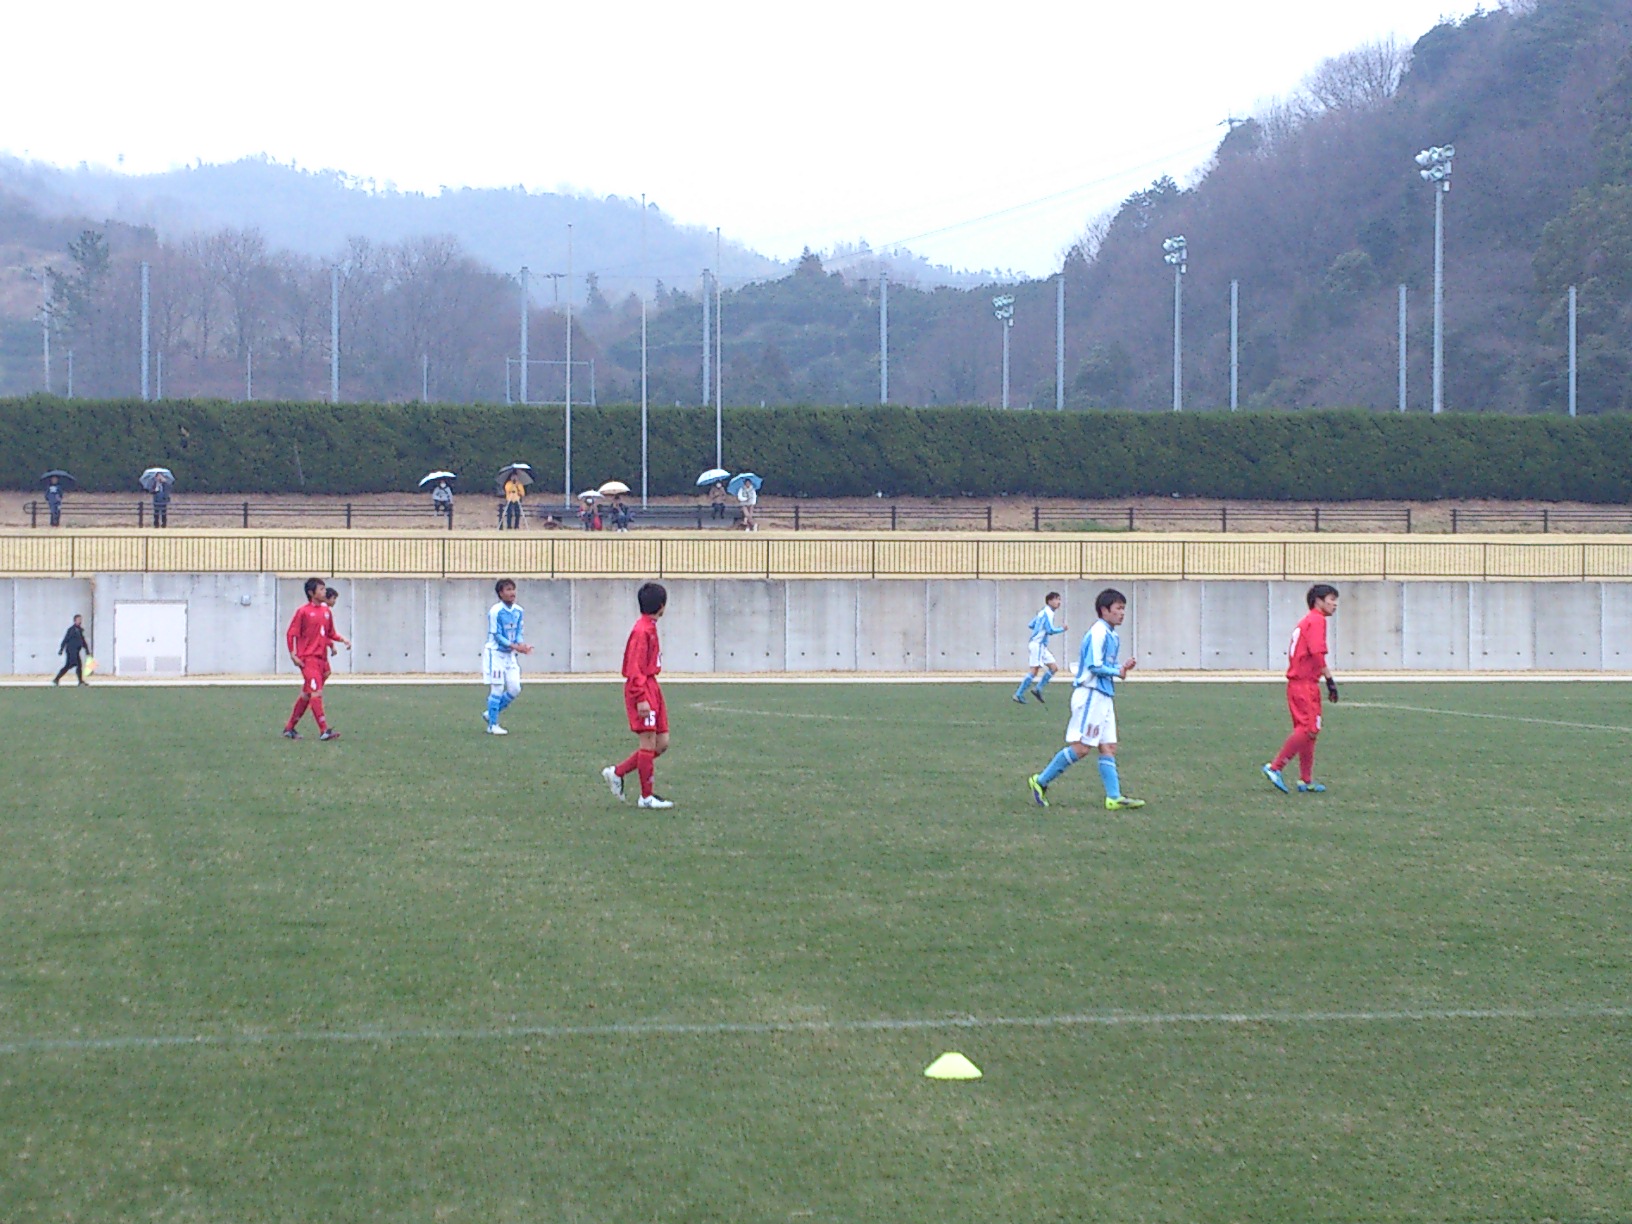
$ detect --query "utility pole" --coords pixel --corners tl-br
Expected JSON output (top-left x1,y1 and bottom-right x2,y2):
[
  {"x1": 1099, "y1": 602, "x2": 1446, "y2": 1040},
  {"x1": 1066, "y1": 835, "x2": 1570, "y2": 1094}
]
[
  {"x1": 1568, "y1": 284, "x2": 1578, "y2": 418},
  {"x1": 701, "y1": 268, "x2": 711, "y2": 406},
  {"x1": 992, "y1": 295, "x2": 1015, "y2": 409},
  {"x1": 1055, "y1": 273, "x2": 1065, "y2": 411},
  {"x1": 330, "y1": 266, "x2": 340, "y2": 403},
  {"x1": 140, "y1": 261, "x2": 151, "y2": 401},
  {"x1": 641, "y1": 194, "x2": 649, "y2": 507},
  {"x1": 880, "y1": 271, "x2": 889, "y2": 405},
  {"x1": 565, "y1": 224, "x2": 573, "y2": 507},
  {"x1": 1398, "y1": 285, "x2": 1407, "y2": 413},
  {"x1": 519, "y1": 266, "x2": 529, "y2": 406},
  {"x1": 1415, "y1": 144, "x2": 1454, "y2": 414},
  {"x1": 1229, "y1": 279, "x2": 1239, "y2": 411},
  {"x1": 715, "y1": 227, "x2": 723, "y2": 470},
  {"x1": 1162, "y1": 237, "x2": 1187, "y2": 411}
]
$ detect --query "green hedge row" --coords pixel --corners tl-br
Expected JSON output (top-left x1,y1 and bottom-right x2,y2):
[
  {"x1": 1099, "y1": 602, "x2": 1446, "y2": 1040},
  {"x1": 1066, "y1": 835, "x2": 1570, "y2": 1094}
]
[{"x1": 1, "y1": 395, "x2": 1629, "y2": 501}]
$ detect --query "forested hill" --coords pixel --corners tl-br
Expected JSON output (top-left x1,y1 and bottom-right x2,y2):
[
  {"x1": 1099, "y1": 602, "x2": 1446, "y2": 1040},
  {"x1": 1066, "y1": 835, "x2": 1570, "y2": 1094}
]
[{"x1": 1, "y1": 0, "x2": 1628, "y2": 412}]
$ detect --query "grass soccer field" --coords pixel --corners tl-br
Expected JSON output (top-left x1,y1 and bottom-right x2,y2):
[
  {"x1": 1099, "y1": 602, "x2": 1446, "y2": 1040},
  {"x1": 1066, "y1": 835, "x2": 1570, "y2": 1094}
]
[{"x1": 3, "y1": 679, "x2": 1630, "y2": 1222}]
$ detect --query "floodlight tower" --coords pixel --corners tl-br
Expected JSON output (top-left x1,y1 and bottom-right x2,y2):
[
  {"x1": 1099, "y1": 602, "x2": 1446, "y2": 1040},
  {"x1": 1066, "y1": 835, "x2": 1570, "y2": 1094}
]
[
  {"x1": 1162, "y1": 236, "x2": 1187, "y2": 411},
  {"x1": 992, "y1": 294, "x2": 1015, "y2": 408},
  {"x1": 1414, "y1": 144, "x2": 1454, "y2": 414}
]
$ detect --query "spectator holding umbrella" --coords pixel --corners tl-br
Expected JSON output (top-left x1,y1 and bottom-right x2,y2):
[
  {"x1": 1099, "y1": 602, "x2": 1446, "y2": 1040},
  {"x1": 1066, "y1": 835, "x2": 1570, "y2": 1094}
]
[
  {"x1": 599, "y1": 481, "x2": 632, "y2": 532},
  {"x1": 420, "y1": 471, "x2": 457, "y2": 526},
  {"x1": 41, "y1": 470, "x2": 73, "y2": 526},
  {"x1": 140, "y1": 467, "x2": 174, "y2": 528},
  {"x1": 730, "y1": 472, "x2": 763, "y2": 532},
  {"x1": 697, "y1": 468, "x2": 730, "y2": 520},
  {"x1": 497, "y1": 463, "x2": 532, "y2": 530}
]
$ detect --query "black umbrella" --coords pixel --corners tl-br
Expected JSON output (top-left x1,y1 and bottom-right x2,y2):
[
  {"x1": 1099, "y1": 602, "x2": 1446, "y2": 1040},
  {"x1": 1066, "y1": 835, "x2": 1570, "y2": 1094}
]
[{"x1": 41, "y1": 470, "x2": 75, "y2": 485}]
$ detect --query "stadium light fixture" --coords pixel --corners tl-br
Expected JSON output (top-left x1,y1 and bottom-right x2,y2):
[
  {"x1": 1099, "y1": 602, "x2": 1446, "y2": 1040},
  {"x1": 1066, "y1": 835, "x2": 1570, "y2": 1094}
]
[
  {"x1": 993, "y1": 294, "x2": 1015, "y2": 409},
  {"x1": 1416, "y1": 145, "x2": 1453, "y2": 414},
  {"x1": 1162, "y1": 237, "x2": 1187, "y2": 411}
]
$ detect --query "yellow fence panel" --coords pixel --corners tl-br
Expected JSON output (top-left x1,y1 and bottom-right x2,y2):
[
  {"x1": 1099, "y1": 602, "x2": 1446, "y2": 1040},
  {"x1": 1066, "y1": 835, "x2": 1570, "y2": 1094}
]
[
  {"x1": 73, "y1": 535, "x2": 148, "y2": 573},
  {"x1": 1584, "y1": 544, "x2": 1632, "y2": 579},
  {"x1": 261, "y1": 537, "x2": 337, "y2": 576},
  {"x1": 1182, "y1": 541, "x2": 1285, "y2": 578},
  {"x1": 553, "y1": 536, "x2": 665, "y2": 576},
  {"x1": 333, "y1": 536, "x2": 445, "y2": 576},
  {"x1": 1284, "y1": 541, "x2": 1386, "y2": 580},
  {"x1": 1383, "y1": 541, "x2": 1484, "y2": 577},
  {"x1": 145, "y1": 535, "x2": 265, "y2": 573},
  {"x1": 1483, "y1": 543, "x2": 1582, "y2": 579},
  {"x1": 0, "y1": 535, "x2": 77, "y2": 574},
  {"x1": 1081, "y1": 538, "x2": 1186, "y2": 579},
  {"x1": 979, "y1": 539, "x2": 1082, "y2": 577},
  {"x1": 873, "y1": 538, "x2": 981, "y2": 576},
  {"x1": 769, "y1": 537, "x2": 874, "y2": 576},
  {"x1": 653, "y1": 536, "x2": 767, "y2": 576}
]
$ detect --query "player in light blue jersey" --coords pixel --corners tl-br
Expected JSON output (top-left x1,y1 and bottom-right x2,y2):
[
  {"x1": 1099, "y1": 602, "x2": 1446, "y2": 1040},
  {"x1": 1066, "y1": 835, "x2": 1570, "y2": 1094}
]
[
  {"x1": 482, "y1": 578, "x2": 533, "y2": 734},
  {"x1": 1027, "y1": 587, "x2": 1145, "y2": 810},
  {"x1": 1014, "y1": 591, "x2": 1067, "y2": 704}
]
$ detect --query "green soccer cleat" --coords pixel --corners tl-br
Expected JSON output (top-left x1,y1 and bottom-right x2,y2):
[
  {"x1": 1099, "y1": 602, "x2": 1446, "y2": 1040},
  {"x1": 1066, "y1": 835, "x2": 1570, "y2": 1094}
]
[
  {"x1": 1105, "y1": 796, "x2": 1146, "y2": 810},
  {"x1": 1027, "y1": 775, "x2": 1049, "y2": 807},
  {"x1": 1297, "y1": 781, "x2": 1327, "y2": 793}
]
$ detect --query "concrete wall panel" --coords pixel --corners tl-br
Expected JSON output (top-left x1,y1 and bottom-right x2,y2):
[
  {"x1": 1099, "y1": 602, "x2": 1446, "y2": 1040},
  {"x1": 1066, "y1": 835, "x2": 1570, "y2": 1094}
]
[
  {"x1": 1131, "y1": 581, "x2": 1202, "y2": 669},
  {"x1": 1322, "y1": 581, "x2": 1402, "y2": 670},
  {"x1": 1533, "y1": 582, "x2": 1601, "y2": 670},
  {"x1": 927, "y1": 580, "x2": 998, "y2": 670},
  {"x1": 1402, "y1": 582, "x2": 1468, "y2": 670},
  {"x1": 785, "y1": 581, "x2": 857, "y2": 671},
  {"x1": 858, "y1": 581, "x2": 924, "y2": 670},
  {"x1": 571, "y1": 579, "x2": 643, "y2": 672},
  {"x1": 1602, "y1": 584, "x2": 1632, "y2": 671},
  {"x1": 513, "y1": 580, "x2": 572, "y2": 672},
  {"x1": 714, "y1": 580, "x2": 787, "y2": 672},
  {"x1": 649, "y1": 580, "x2": 715, "y2": 673},
  {"x1": 1200, "y1": 582, "x2": 1271, "y2": 670},
  {"x1": 1471, "y1": 583, "x2": 1535, "y2": 671},
  {"x1": 14, "y1": 579, "x2": 92, "y2": 675},
  {"x1": 350, "y1": 580, "x2": 425, "y2": 673},
  {"x1": 0, "y1": 580, "x2": 12, "y2": 674},
  {"x1": 91, "y1": 573, "x2": 280, "y2": 675}
]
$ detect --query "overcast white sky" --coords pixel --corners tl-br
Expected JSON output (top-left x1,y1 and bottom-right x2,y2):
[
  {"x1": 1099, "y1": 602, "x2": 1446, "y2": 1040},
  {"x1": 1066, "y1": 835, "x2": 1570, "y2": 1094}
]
[{"x1": 4, "y1": 0, "x2": 1484, "y2": 276}]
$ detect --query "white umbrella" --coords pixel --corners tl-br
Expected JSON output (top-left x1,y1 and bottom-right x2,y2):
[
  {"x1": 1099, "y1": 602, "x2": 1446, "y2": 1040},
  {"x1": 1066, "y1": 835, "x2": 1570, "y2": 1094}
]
[
  {"x1": 419, "y1": 470, "x2": 457, "y2": 487},
  {"x1": 498, "y1": 463, "x2": 534, "y2": 486},
  {"x1": 578, "y1": 489, "x2": 602, "y2": 501},
  {"x1": 598, "y1": 480, "x2": 631, "y2": 496},
  {"x1": 139, "y1": 467, "x2": 174, "y2": 491},
  {"x1": 696, "y1": 468, "x2": 731, "y2": 486}
]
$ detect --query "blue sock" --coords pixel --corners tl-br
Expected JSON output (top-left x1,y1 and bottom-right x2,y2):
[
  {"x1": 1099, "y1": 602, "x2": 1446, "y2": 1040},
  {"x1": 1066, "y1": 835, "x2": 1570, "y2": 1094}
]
[
  {"x1": 497, "y1": 692, "x2": 516, "y2": 714},
  {"x1": 1038, "y1": 748, "x2": 1077, "y2": 786},
  {"x1": 1098, "y1": 756, "x2": 1121, "y2": 800},
  {"x1": 485, "y1": 693, "x2": 504, "y2": 725},
  {"x1": 1036, "y1": 670, "x2": 1053, "y2": 694},
  {"x1": 1015, "y1": 675, "x2": 1032, "y2": 699}
]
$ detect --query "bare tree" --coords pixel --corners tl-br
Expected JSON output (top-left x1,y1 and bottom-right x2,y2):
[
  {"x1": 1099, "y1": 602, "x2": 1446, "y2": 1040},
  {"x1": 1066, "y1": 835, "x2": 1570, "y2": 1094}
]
[{"x1": 1301, "y1": 38, "x2": 1411, "y2": 114}]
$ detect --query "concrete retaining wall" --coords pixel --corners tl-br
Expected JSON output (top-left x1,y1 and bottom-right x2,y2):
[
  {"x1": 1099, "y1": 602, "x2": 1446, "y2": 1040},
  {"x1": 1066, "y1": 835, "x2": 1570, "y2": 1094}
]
[{"x1": 2, "y1": 576, "x2": 1628, "y2": 675}]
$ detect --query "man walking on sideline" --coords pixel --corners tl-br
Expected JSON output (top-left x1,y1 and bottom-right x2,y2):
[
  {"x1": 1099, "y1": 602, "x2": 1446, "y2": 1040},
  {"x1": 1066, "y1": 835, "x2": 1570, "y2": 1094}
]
[
  {"x1": 1264, "y1": 584, "x2": 1340, "y2": 794},
  {"x1": 284, "y1": 578, "x2": 349, "y2": 740},
  {"x1": 54, "y1": 615, "x2": 89, "y2": 685},
  {"x1": 602, "y1": 582, "x2": 674, "y2": 809}
]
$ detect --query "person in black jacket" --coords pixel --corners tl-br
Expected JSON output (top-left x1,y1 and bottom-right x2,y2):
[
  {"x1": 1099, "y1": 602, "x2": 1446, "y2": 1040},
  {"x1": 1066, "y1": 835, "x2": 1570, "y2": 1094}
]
[{"x1": 54, "y1": 615, "x2": 89, "y2": 685}]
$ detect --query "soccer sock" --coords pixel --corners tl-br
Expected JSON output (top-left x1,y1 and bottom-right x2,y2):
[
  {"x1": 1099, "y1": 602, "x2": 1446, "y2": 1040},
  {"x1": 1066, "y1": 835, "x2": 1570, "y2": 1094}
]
[
  {"x1": 1038, "y1": 747, "x2": 1077, "y2": 786},
  {"x1": 636, "y1": 749, "x2": 655, "y2": 798},
  {"x1": 614, "y1": 751, "x2": 641, "y2": 778},
  {"x1": 1097, "y1": 755, "x2": 1121, "y2": 800},
  {"x1": 1298, "y1": 738, "x2": 1317, "y2": 785},
  {"x1": 287, "y1": 695, "x2": 310, "y2": 730},
  {"x1": 1015, "y1": 674, "x2": 1032, "y2": 699},
  {"x1": 309, "y1": 695, "x2": 328, "y2": 732},
  {"x1": 496, "y1": 691, "x2": 516, "y2": 714},
  {"x1": 1271, "y1": 731, "x2": 1307, "y2": 771},
  {"x1": 1036, "y1": 670, "x2": 1053, "y2": 694},
  {"x1": 485, "y1": 692, "x2": 504, "y2": 725}
]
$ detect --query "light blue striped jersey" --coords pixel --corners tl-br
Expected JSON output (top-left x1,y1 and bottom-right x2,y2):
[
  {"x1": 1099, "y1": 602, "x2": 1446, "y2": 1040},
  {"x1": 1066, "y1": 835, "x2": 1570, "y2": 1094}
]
[
  {"x1": 1028, "y1": 605, "x2": 1065, "y2": 647},
  {"x1": 1074, "y1": 618, "x2": 1121, "y2": 697},
  {"x1": 488, "y1": 601, "x2": 525, "y2": 653}
]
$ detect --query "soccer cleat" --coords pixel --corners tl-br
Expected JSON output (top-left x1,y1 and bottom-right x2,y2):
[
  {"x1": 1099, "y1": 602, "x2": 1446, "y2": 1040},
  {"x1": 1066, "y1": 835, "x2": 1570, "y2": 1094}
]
[
  {"x1": 485, "y1": 724, "x2": 508, "y2": 735},
  {"x1": 1105, "y1": 796, "x2": 1146, "y2": 810},
  {"x1": 318, "y1": 729, "x2": 340, "y2": 741},
  {"x1": 1262, "y1": 763, "x2": 1289, "y2": 794},
  {"x1": 281, "y1": 728, "x2": 301, "y2": 739},
  {"x1": 1297, "y1": 781, "x2": 1327, "y2": 793},
  {"x1": 637, "y1": 794, "x2": 674, "y2": 809},
  {"x1": 1027, "y1": 775, "x2": 1049, "y2": 807},
  {"x1": 1012, "y1": 695, "x2": 1027, "y2": 704},
  {"x1": 1030, "y1": 688, "x2": 1045, "y2": 704},
  {"x1": 601, "y1": 765, "x2": 626, "y2": 801}
]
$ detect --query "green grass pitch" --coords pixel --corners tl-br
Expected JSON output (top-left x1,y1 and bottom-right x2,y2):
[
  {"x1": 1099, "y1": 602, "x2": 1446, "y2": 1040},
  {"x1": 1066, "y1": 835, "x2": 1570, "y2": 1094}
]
[{"x1": 2, "y1": 679, "x2": 1630, "y2": 1222}]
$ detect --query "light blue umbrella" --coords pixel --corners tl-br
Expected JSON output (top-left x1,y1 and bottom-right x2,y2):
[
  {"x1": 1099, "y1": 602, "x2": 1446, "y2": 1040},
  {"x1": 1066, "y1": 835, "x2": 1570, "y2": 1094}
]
[
  {"x1": 139, "y1": 467, "x2": 174, "y2": 491},
  {"x1": 696, "y1": 468, "x2": 731, "y2": 487},
  {"x1": 727, "y1": 473, "x2": 762, "y2": 496}
]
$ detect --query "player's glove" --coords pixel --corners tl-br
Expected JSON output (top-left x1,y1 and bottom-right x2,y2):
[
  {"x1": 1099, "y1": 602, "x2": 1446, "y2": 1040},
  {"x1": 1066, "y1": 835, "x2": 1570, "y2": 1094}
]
[{"x1": 1325, "y1": 678, "x2": 1340, "y2": 703}]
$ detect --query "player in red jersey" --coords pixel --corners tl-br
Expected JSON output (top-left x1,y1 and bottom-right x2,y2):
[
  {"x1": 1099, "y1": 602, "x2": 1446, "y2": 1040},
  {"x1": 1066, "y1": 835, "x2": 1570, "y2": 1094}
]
[
  {"x1": 1263, "y1": 583, "x2": 1339, "y2": 793},
  {"x1": 283, "y1": 577, "x2": 350, "y2": 741},
  {"x1": 601, "y1": 582, "x2": 673, "y2": 809}
]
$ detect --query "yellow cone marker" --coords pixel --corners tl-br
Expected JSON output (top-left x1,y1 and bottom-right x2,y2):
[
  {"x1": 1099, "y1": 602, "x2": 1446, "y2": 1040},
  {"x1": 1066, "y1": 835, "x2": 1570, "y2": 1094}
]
[{"x1": 924, "y1": 1052, "x2": 982, "y2": 1080}]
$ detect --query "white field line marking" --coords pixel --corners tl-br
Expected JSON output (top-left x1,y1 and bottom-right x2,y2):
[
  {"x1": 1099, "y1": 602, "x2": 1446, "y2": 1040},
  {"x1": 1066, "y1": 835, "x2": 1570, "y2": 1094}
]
[
  {"x1": 1347, "y1": 700, "x2": 1632, "y2": 734},
  {"x1": 4, "y1": 1003, "x2": 1629, "y2": 1057},
  {"x1": 685, "y1": 700, "x2": 999, "y2": 728}
]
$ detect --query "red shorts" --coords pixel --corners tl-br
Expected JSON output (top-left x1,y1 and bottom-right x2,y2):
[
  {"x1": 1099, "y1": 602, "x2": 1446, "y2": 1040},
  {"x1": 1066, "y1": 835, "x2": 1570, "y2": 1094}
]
[
  {"x1": 299, "y1": 657, "x2": 331, "y2": 694},
  {"x1": 626, "y1": 684, "x2": 667, "y2": 734},
  {"x1": 1287, "y1": 681, "x2": 1323, "y2": 737}
]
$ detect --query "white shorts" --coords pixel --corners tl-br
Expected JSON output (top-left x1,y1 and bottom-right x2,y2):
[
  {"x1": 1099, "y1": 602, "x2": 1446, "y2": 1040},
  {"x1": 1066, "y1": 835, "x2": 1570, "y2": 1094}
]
[
  {"x1": 1028, "y1": 641, "x2": 1056, "y2": 669},
  {"x1": 1067, "y1": 687, "x2": 1117, "y2": 747},
  {"x1": 482, "y1": 645, "x2": 521, "y2": 689}
]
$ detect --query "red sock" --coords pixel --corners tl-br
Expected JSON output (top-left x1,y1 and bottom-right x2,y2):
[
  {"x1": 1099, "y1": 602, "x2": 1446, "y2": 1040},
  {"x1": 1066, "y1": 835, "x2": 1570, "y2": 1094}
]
[
  {"x1": 287, "y1": 695, "x2": 310, "y2": 730},
  {"x1": 614, "y1": 751, "x2": 641, "y2": 778},
  {"x1": 1298, "y1": 738, "x2": 1317, "y2": 785},
  {"x1": 636, "y1": 749, "x2": 655, "y2": 798},
  {"x1": 1272, "y1": 730, "x2": 1308, "y2": 771},
  {"x1": 309, "y1": 695, "x2": 328, "y2": 732}
]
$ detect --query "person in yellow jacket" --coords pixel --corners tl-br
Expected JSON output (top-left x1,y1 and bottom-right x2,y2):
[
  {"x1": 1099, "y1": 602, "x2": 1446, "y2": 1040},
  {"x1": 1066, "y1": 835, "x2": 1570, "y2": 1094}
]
[{"x1": 502, "y1": 474, "x2": 525, "y2": 529}]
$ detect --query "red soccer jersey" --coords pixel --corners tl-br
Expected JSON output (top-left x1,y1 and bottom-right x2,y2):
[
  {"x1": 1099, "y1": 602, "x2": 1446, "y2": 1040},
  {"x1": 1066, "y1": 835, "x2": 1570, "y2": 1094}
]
[
  {"x1": 287, "y1": 602, "x2": 336, "y2": 661},
  {"x1": 622, "y1": 614, "x2": 662, "y2": 705},
  {"x1": 1286, "y1": 608, "x2": 1329, "y2": 683}
]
